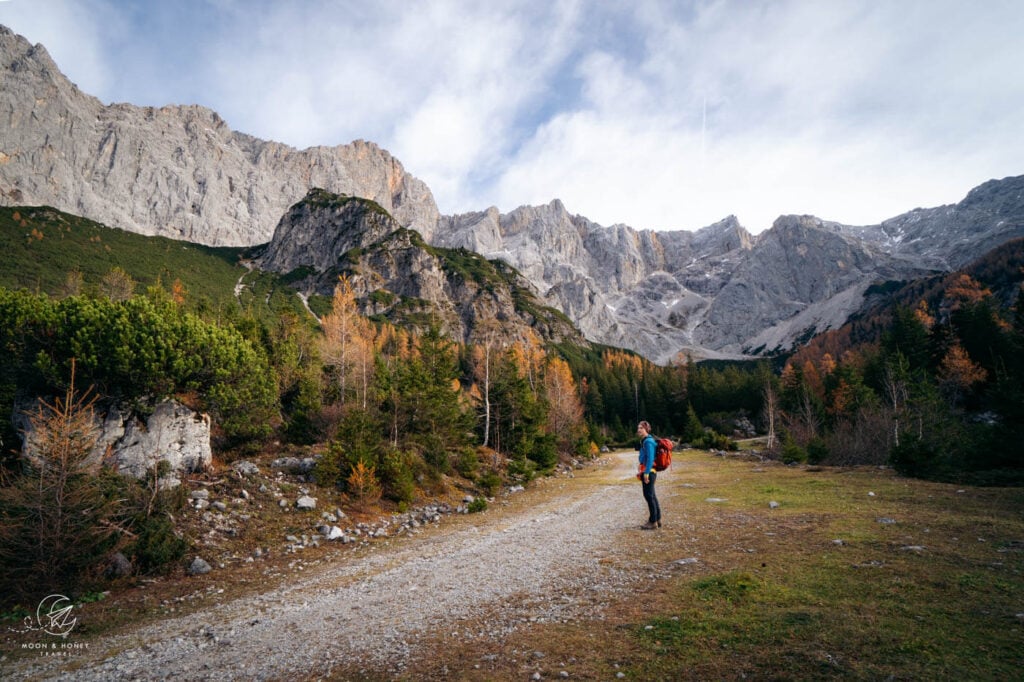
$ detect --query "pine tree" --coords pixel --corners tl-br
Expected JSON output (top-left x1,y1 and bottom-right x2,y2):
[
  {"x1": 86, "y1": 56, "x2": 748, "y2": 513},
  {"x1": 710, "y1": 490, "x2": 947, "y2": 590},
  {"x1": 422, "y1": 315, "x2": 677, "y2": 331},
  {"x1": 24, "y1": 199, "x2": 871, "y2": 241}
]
[{"x1": 682, "y1": 403, "x2": 704, "y2": 443}]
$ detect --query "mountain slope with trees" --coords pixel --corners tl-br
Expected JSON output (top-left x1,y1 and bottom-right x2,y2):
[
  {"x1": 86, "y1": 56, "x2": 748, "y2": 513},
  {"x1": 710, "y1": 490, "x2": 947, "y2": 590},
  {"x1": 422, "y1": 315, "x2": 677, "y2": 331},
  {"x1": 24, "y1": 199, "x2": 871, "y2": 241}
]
[{"x1": 1, "y1": 199, "x2": 1022, "y2": 612}]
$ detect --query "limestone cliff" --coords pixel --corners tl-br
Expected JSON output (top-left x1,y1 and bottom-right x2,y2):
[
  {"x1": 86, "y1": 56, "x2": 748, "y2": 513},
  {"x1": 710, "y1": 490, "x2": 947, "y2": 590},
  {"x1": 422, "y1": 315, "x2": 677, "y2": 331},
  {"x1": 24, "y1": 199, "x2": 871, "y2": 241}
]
[
  {"x1": 257, "y1": 189, "x2": 583, "y2": 347},
  {"x1": 0, "y1": 26, "x2": 439, "y2": 247},
  {"x1": 5, "y1": 24, "x2": 1024, "y2": 363}
]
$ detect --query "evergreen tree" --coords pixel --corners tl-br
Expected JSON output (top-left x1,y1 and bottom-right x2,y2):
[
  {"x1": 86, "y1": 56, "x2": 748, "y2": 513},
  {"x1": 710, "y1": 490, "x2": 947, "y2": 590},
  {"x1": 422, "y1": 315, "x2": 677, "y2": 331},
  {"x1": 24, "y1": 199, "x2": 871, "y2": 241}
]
[
  {"x1": 883, "y1": 305, "x2": 931, "y2": 372},
  {"x1": 491, "y1": 347, "x2": 551, "y2": 475},
  {"x1": 405, "y1": 325, "x2": 474, "y2": 472},
  {"x1": 682, "y1": 403, "x2": 704, "y2": 443}
]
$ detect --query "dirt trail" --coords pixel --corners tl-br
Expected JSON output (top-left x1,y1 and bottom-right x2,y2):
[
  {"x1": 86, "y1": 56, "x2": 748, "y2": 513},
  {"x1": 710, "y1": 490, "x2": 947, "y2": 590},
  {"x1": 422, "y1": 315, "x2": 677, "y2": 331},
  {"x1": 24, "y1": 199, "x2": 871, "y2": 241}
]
[{"x1": 13, "y1": 451, "x2": 647, "y2": 681}]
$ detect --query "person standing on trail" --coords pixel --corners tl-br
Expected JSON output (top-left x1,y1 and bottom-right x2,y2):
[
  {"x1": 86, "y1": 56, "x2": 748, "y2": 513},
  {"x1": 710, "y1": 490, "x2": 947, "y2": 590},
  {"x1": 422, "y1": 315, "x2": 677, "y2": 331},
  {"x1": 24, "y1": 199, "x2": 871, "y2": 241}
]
[{"x1": 637, "y1": 421, "x2": 661, "y2": 529}]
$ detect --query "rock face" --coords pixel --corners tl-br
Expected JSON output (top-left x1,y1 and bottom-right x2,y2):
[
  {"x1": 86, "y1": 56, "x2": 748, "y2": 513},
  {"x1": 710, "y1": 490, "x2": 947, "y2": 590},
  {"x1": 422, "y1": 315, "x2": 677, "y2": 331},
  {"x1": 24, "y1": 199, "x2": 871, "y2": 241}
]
[
  {"x1": 108, "y1": 401, "x2": 212, "y2": 479},
  {"x1": 258, "y1": 189, "x2": 584, "y2": 347},
  {"x1": 435, "y1": 180, "x2": 1024, "y2": 361},
  {"x1": 437, "y1": 203, "x2": 775, "y2": 361},
  {"x1": 18, "y1": 398, "x2": 211, "y2": 479},
  {"x1": 4, "y1": 24, "x2": 1024, "y2": 362},
  {"x1": 0, "y1": 26, "x2": 439, "y2": 246}
]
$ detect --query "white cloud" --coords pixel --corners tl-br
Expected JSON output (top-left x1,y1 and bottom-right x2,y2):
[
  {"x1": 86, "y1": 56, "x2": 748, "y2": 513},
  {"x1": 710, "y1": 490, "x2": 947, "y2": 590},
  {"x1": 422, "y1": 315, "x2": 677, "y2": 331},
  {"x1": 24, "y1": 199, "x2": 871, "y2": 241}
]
[
  {"x1": 483, "y1": 0, "x2": 1024, "y2": 231},
  {"x1": 0, "y1": 0, "x2": 114, "y2": 96}
]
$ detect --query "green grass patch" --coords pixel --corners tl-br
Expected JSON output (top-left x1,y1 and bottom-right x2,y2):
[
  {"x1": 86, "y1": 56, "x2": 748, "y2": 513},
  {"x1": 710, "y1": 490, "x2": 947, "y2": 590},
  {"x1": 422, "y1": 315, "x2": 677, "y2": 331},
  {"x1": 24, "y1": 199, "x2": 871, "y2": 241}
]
[
  {"x1": 0, "y1": 205, "x2": 309, "y2": 327},
  {"x1": 622, "y1": 456, "x2": 1024, "y2": 680}
]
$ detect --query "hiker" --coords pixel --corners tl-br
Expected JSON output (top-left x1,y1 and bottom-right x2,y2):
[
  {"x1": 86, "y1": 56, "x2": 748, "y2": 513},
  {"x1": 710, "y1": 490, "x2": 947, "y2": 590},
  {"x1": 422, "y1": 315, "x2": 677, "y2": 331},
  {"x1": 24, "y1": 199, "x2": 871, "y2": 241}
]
[{"x1": 637, "y1": 420, "x2": 661, "y2": 529}]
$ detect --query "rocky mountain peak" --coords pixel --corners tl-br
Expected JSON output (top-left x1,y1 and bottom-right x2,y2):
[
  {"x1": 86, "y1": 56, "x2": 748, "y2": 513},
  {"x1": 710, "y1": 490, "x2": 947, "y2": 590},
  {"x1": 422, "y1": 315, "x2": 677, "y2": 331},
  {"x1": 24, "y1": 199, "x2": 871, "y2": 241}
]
[
  {"x1": 2, "y1": 25, "x2": 55, "y2": 77},
  {"x1": 257, "y1": 189, "x2": 396, "y2": 276},
  {"x1": 257, "y1": 189, "x2": 584, "y2": 348},
  {"x1": 3, "y1": 24, "x2": 1024, "y2": 363},
  {"x1": 0, "y1": 24, "x2": 440, "y2": 247},
  {"x1": 692, "y1": 215, "x2": 753, "y2": 255}
]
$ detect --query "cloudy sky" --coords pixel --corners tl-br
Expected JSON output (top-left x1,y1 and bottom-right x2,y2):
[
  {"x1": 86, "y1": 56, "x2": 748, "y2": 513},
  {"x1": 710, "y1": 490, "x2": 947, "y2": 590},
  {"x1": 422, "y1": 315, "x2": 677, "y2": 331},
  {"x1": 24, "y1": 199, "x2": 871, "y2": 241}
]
[{"x1": 2, "y1": 0, "x2": 1022, "y2": 233}]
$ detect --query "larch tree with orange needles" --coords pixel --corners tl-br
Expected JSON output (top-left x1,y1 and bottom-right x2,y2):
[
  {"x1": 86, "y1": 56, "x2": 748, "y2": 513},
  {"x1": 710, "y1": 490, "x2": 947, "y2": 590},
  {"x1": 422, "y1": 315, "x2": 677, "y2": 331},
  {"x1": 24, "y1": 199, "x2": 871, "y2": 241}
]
[{"x1": 544, "y1": 355, "x2": 585, "y2": 455}]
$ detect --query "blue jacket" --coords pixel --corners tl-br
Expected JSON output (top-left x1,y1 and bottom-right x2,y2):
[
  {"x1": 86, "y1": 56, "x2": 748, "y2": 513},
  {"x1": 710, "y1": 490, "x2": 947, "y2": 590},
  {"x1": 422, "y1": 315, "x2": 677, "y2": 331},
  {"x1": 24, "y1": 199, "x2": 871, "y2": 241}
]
[{"x1": 639, "y1": 435, "x2": 656, "y2": 475}]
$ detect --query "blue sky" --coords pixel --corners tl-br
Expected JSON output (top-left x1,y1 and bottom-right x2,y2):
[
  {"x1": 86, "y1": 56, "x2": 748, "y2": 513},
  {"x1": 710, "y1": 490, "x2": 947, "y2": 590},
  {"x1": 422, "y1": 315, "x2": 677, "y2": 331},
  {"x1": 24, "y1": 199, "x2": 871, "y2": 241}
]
[{"x1": 2, "y1": 0, "x2": 1023, "y2": 233}]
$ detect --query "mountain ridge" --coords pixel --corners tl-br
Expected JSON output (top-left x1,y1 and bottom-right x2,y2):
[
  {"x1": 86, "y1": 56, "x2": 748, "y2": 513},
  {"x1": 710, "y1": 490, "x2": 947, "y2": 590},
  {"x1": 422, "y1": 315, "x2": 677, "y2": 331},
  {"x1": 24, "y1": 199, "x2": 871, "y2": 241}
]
[
  {"x1": 255, "y1": 188, "x2": 584, "y2": 347},
  {"x1": 3, "y1": 24, "x2": 1024, "y2": 363},
  {"x1": 0, "y1": 25, "x2": 439, "y2": 246}
]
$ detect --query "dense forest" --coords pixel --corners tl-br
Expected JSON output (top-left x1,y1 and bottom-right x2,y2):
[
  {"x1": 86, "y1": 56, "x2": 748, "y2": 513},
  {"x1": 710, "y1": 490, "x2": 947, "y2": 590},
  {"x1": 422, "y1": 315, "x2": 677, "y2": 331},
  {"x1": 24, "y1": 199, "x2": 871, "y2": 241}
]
[{"x1": 1, "y1": 207, "x2": 1022, "y2": 603}]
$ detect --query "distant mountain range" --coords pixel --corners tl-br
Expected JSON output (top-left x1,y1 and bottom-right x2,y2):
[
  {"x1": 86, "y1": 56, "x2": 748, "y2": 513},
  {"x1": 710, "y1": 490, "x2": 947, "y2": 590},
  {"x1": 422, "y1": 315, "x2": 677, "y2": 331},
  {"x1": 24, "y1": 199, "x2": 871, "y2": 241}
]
[{"x1": 3, "y1": 25, "x2": 1023, "y2": 362}]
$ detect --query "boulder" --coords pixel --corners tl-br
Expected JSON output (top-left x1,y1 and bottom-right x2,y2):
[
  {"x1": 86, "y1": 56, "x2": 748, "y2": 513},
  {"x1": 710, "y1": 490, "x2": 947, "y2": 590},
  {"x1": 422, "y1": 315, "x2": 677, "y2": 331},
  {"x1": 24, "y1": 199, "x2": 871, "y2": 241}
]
[
  {"x1": 112, "y1": 401, "x2": 211, "y2": 478},
  {"x1": 18, "y1": 398, "x2": 211, "y2": 479},
  {"x1": 104, "y1": 552, "x2": 133, "y2": 578},
  {"x1": 233, "y1": 460, "x2": 260, "y2": 476},
  {"x1": 270, "y1": 457, "x2": 316, "y2": 474},
  {"x1": 187, "y1": 557, "x2": 212, "y2": 575}
]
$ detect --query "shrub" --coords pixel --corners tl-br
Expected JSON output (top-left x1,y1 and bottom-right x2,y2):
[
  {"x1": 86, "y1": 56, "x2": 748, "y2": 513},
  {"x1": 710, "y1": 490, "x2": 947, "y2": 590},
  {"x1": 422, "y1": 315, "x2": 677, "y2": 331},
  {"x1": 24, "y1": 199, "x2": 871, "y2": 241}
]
[
  {"x1": 806, "y1": 437, "x2": 829, "y2": 464},
  {"x1": 780, "y1": 434, "x2": 808, "y2": 464},
  {"x1": 477, "y1": 469, "x2": 503, "y2": 497},
  {"x1": 467, "y1": 497, "x2": 488, "y2": 513},
  {"x1": 313, "y1": 441, "x2": 344, "y2": 487},
  {"x1": 526, "y1": 433, "x2": 558, "y2": 472},
  {"x1": 507, "y1": 456, "x2": 537, "y2": 483},
  {"x1": 0, "y1": 378, "x2": 123, "y2": 606},
  {"x1": 421, "y1": 433, "x2": 450, "y2": 474},
  {"x1": 454, "y1": 447, "x2": 479, "y2": 478},
  {"x1": 692, "y1": 429, "x2": 738, "y2": 451},
  {"x1": 131, "y1": 513, "x2": 188, "y2": 574},
  {"x1": 100, "y1": 466, "x2": 189, "y2": 575},
  {"x1": 890, "y1": 435, "x2": 947, "y2": 478},
  {"x1": 378, "y1": 449, "x2": 415, "y2": 505},
  {"x1": 346, "y1": 460, "x2": 382, "y2": 510}
]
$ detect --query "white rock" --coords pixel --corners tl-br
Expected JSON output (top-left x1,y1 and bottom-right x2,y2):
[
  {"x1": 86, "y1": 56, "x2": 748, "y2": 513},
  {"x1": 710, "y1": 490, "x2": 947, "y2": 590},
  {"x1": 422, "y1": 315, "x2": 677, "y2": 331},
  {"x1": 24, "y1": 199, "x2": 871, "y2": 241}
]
[
  {"x1": 187, "y1": 557, "x2": 212, "y2": 575},
  {"x1": 233, "y1": 461, "x2": 260, "y2": 476}
]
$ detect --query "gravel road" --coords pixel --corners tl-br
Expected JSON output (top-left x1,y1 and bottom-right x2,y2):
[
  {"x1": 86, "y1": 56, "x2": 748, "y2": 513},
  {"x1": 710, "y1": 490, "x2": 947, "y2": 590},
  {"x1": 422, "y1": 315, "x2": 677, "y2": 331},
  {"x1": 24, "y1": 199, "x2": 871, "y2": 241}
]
[{"x1": 11, "y1": 450, "x2": 648, "y2": 680}]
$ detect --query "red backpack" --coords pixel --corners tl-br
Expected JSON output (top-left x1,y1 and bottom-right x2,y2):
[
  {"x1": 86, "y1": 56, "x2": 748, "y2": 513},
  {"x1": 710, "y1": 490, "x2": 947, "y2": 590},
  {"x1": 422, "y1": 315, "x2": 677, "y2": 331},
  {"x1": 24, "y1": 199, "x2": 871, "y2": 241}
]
[{"x1": 654, "y1": 437, "x2": 673, "y2": 471}]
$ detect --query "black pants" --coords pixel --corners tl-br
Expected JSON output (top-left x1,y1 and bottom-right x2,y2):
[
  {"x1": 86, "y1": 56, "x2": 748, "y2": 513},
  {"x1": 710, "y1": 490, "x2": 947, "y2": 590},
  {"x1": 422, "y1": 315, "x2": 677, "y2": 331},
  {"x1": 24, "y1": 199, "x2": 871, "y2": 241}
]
[{"x1": 642, "y1": 472, "x2": 661, "y2": 523}]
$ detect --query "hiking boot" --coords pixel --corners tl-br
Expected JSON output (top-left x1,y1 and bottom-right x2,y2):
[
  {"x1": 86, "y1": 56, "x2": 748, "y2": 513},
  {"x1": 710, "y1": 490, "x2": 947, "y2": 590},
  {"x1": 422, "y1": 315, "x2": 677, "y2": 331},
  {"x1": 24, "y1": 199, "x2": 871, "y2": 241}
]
[
  {"x1": 641, "y1": 522, "x2": 657, "y2": 530},
  {"x1": 656, "y1": 520, "x2": 662, "y2": 528}
]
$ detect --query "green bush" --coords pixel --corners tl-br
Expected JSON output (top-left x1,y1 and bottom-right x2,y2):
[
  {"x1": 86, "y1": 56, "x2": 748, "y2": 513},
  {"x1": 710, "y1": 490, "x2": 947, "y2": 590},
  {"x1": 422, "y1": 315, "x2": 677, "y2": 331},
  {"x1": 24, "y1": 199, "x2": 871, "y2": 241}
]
[
  {"x1": 692, "y1": 429, "x2": 738, "y2": 451},
  {"x1": 0, "y1": 289, "x2": 278, "y2": 449},
  {"x1": 378, "y1": 449, "x2": 415, "y2": 505},
  {"x1": 781, "y1": 435, "x2": 808, "y2": 464},
  {"x1": 421, "y1": 433, "x2": 450, "y2": 474},
  {"x1": 99, "y1": 467, "x2": 189, "y2": 576},
  {"x1": 454, "y1": 447, "x2": 479, "y2": 478},
  {"x1": 467, "y1": 497, "x2": 488, "y2": 513},
  {"x1": 281, "y1": 375, "x2": 323, "y2": 445},
  {"x1": 507, "y1": 456, "x2": 537, "y2": 483},
  {"x1": 477, "y1": 469, "x2": 503, "y2": 496},
  {"x1": 131, "y1": 513, "x2": 188, "y2": 574},
  {"x1": 806, "y1": 437, "x2": 829, "y2": 464},
  {"x1": 890, "y1": 435, "x2": 946, "y2": 478},
  {"x1": 526, "y1": 433, "x2": 558, "y2": 471},
  {"x1": 313, "y1": 442, "x2": 344, "y2": 488}
]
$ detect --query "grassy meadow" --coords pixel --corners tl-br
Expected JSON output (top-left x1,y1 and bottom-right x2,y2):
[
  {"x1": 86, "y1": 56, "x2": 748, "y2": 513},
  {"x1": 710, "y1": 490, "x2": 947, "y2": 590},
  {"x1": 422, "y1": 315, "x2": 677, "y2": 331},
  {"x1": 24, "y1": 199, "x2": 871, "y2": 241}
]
[{"x1": 419, "y1": 449, "x2": 1024, "y2": 681}]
